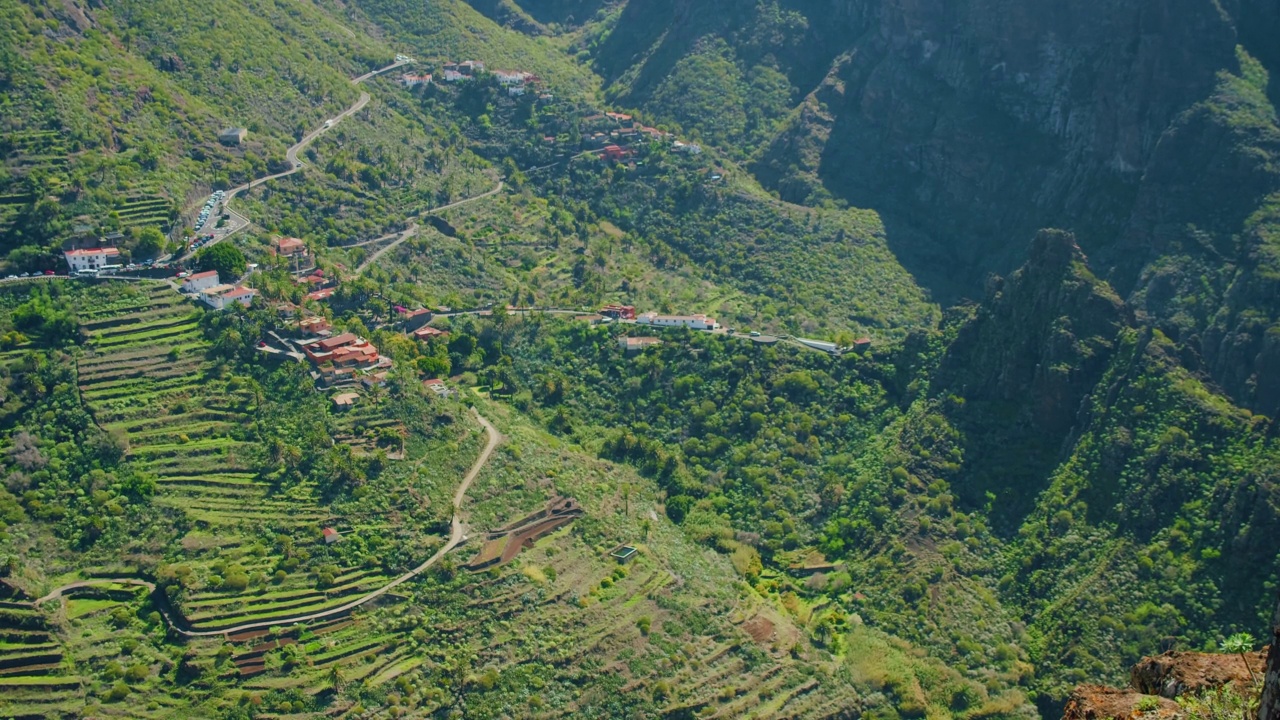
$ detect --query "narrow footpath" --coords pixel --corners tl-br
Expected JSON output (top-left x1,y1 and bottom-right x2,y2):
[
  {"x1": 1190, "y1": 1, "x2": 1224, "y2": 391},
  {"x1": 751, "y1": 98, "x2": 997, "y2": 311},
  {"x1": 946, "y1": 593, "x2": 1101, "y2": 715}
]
[{"x1": 35, "y1": 409, "x2": 501, "y2": 638}]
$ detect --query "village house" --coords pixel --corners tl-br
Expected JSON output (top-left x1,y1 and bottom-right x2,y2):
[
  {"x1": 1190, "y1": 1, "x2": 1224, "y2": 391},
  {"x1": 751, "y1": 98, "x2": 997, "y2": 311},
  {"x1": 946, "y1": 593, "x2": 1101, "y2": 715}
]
[
  {"x1": 322, "y1": 527, "x2": 341, "y2": 544},
  {"x1": 600, "y1": 145, "x2": 631, "y2": 162},
  {"x1": 402, "y1": 307, "x2": 433, "y2": 332},
  {"x1": 200, "y1": 285, "x2": 257, "y2": 310},
  {"x1": 361, "y1": 371, "x2": 389, "y2": 388},
  {"x1": 399, "y1": 73, "x2": 432, "y2": 88},
  {"x1": 218, "y1": 127, "x2": 248, "y2": 145},
  {"x1": 424, "y1": 378, "x2": 449, "y2": 397},
  {"x1": 63, "y1": 246, "x2": 120, "y2": 273},
  {"x1": 600, "y1": 304, "x2": 636, "y2": 320},
  {"x1": 852, "y1": 337, "x2": 873, "y2": 352},
  {"x1": 619, "y1": 336, "x2": 663, "y2": 353},
  {"x1": 332, "y1": 392, "x2": 358, "y2": 410},
  {"x1": 575, "y1": 314, "x2": 607, "y2": 325},
  {"x1": 412, "y1": 326, "x2": 448, "y2": 341},
  {"x1": 272, "y1": 237, "x2": 307, "y2": 257},
  {"x1": 180, "y1": 270, "x2": 220, "y2": 294},
  {"x1": 303, "y1": 332, "x2": 387, "y2": 373},
  {"x1": 307, "y1": 287, "x2": 336, "y2": 302},
  {"x1": 606, "y1": 112, "x2": 635, "y2": 127},
  {"x1": 494, "y1": 70, "x2": 530, "y2": 86},
  {"x1": 299, "y1": 316, "x2": 331, "y2": 336},
  {"x1": 636, "y1": 312, "x2": 719, "y2": 330}
]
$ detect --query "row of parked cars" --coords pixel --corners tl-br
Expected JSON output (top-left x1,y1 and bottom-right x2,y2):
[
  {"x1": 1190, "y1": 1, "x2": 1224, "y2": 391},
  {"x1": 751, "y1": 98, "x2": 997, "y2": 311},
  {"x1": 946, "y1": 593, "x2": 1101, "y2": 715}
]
[
  {"x1": 196, "y1": 190, "x2": 225, "y2": 231},
  {"x1": 4, "y1": 271, "x2": 57, "y2": 280}
]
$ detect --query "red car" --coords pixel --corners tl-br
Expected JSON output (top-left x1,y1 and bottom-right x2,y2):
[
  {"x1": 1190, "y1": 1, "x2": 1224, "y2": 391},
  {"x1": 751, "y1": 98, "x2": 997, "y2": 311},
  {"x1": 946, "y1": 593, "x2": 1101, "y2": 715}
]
[{"x1": 43, "y1": 270, "x2": 54, "y2": 275}]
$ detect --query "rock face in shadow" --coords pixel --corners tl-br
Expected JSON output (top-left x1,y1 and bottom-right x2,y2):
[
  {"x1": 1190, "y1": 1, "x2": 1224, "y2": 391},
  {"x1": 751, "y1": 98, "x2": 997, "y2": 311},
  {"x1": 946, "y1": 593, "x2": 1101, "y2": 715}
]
[
  {"x1": 1263, "y1": 596, "x2": 1280, "y2": 720},
  {"x1": 1129, "y1": 649, "x2": 1267, "y2": 699},
  {"x1": 929, "y1": 229, "x2": 1129, "y2": 523}
]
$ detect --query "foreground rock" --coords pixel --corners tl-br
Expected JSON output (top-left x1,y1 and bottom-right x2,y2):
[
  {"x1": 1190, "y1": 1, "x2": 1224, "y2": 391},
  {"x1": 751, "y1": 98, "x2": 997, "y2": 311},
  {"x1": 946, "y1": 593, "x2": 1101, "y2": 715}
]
[
  {"x1": 1061, "y1": 685, "x2": 1181, "y2": 720},
  {"x1": 1130, "y1": 649, "x2": 1267, "y2": 698},
  {"x1": 1263, "y1": 596, "x2": 1280, "y2": 720}
]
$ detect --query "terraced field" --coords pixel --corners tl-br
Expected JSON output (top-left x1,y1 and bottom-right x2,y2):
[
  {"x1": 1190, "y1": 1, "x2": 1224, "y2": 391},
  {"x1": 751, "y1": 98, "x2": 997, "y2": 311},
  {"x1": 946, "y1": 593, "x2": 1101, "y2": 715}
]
[
  {"x1": 114, "y1": 194, "x2": 174, "y2": 229},
  {"x1": 0, "y1": 603, "x2": 82, "y2": 720},
  {"x1": 75, "y1": 283, "x2": 383, "y2": 632}
]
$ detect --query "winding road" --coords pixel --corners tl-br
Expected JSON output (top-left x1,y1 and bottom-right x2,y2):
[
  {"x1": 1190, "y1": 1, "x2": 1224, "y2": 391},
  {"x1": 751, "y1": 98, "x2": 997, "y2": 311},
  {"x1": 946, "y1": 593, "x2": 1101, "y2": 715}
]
[
  {"x1": 35, "y1": 409, "x2": 501, "y2": 638},
  {"x1": 179, "y1": 59, "x2": 411, "y2": 262}
]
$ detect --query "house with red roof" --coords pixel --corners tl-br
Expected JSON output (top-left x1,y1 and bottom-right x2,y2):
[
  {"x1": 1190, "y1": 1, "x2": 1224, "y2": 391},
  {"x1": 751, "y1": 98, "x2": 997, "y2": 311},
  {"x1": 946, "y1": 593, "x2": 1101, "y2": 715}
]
[{"x1": 64, "y1": 247, "x2": 120, "y2": 273}]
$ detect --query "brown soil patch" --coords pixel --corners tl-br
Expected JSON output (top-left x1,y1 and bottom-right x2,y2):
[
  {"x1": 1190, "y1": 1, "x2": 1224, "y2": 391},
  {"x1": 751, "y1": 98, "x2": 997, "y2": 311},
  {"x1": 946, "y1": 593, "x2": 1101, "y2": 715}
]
[
  {"x1": 1130, "y1": 649, "x2": 1267, "y2": 698},
  {"x1": 741, "y1": 614, "x2": 775, "y2": 645},
  {"x1": 1062, "y1": 685, "x2": 1182, "y2": 720}
]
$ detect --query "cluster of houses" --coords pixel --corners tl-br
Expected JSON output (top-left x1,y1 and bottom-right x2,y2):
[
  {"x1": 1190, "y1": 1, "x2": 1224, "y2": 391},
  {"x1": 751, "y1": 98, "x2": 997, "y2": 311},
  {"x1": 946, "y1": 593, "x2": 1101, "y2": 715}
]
[
  {"x1": 399, "y1": 61, "x2": 542, "y2": 97},
  {"x1": 179, "y1": 270, "x2": 258, "y2": 310},
  {"x1": 580, "y1": 112, "x2": 670, "y2": 163},
  {"x1": 293, "y1": 321, "x2": 392, "y2": 387}
]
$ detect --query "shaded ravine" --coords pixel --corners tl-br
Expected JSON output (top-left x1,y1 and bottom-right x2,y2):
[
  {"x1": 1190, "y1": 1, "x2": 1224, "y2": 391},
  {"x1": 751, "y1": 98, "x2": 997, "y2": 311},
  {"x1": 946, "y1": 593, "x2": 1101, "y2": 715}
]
[{"x1": 35, "y1": 409, "x2": 501, "y2": 637}]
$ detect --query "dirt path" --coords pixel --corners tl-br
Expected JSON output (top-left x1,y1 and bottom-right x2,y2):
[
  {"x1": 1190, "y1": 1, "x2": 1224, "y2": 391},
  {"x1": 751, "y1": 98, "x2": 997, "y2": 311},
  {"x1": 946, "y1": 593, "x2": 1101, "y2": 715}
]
[
  {"x1": 354, "y1": 181, "x2": 505, "y2": 274},
  {"x1": 33, "y1": 409, "x2": 501, "y2": 637},
  {"x1": 35, "y1": 578, "x2": 156, "y2": 606}
]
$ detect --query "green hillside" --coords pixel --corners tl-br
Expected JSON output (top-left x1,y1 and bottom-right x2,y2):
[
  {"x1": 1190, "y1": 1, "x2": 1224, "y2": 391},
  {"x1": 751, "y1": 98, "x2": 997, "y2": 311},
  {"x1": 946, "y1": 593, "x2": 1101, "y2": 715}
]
[{"x1": 1, "y1": 0, "x2": 1279, "y2": 718}]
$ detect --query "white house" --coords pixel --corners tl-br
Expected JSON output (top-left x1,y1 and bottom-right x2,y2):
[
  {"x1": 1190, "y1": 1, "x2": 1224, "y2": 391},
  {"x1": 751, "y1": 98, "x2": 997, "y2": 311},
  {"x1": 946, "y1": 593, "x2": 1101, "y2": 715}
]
[
  {"x1": 64, "y1": 247, "x2": 121, "y2": 273},
  {"x1": 201, "y1": 285, "x2": 257, "y2": 310},
  {"x1": 494, "y1": 71, "x2": 529, "y2": 86},
  {"x1": 399, "y1": 73, "x2": 432, "y2": 87},
  {"x1": 636, "y1": 313, "x2": 719, "y2": 331},
  {"x1": 180, "y1": 270, "x2": 220, "y2": 293}
]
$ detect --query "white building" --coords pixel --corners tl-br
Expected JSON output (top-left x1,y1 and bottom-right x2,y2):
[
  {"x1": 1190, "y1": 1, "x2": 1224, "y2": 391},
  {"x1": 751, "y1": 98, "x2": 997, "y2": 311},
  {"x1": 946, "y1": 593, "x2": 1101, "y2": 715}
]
[
  {"x1": 494, "y1": 71, "x2": 529, "y2": 86},
  {"x1": 180, "y1": 270, "x2": 220, "y2": 294},
  {"x1": 399, "y1": 73, "x2": 432, "y2": 87},
  {"x1": 636, "y1": 313, "x2": 719, "y2": 331},
  {"x1": 200, "y1": 285, "x2": 257, "y2": 310},
  {"x1": 64, "y1": 247, "x2": 121, "y2": 273}
]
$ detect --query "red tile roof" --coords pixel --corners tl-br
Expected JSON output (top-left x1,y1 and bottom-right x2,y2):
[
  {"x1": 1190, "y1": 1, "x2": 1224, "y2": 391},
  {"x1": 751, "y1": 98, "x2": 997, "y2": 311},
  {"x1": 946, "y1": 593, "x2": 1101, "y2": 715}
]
[
  {"x1": 317, "y1": 332, "x2": 358, "y2": 351},
  {"x1": 65, "y1": 247, "x2": 120, "y2": 257}
]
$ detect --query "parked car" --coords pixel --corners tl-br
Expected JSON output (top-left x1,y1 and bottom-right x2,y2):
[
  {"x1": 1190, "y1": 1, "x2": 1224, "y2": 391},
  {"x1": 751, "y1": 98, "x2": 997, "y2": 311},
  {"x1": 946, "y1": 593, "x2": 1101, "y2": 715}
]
[
  {"x1": 749, "y1": 331, "x2": 761, "y2": 337},
  {"x1": 43, "y1": 270, "x2": 54, "y2": 275}
]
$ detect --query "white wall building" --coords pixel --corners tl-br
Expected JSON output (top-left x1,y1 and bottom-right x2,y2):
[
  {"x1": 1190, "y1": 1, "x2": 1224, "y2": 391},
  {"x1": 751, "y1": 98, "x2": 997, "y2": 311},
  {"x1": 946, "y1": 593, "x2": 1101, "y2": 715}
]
[
  {"x1": 200, "y1": 285, "x2": 257, "y2": 310},
  {"x1": 64, "y1": 247, "x2": 121, "y2": 273},
  {"x1": 180, "y1": 270, "x2": 220, "y2": 294},
  {"x1": 636, "y1": 313, "x2": 720, "y2": 330}
]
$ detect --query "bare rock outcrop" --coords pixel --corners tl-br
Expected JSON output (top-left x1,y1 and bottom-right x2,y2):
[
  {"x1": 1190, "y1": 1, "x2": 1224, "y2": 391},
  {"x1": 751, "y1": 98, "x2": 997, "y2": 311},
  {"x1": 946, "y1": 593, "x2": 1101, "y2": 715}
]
[
  {"x1": 1129, "y1": 649, "x2": 1267, "y2": 699},
  {"x1": 1062, "y1": 685, "x2": 1182, "y2": 720}
]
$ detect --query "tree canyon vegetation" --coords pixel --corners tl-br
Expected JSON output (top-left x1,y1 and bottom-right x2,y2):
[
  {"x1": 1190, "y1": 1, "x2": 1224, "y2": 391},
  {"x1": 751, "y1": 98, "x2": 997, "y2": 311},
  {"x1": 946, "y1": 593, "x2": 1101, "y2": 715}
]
[{"x1": 0, "y1": 0, "x2": 1278, "y2": 718}]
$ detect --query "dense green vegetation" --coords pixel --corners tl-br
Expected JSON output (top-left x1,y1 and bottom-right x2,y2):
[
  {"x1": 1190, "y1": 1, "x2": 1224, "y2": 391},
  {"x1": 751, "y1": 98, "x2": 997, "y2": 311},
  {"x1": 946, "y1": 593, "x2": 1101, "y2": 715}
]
[{"x1": 2, "y1": 0, "x2": 1279, "y2": 717}]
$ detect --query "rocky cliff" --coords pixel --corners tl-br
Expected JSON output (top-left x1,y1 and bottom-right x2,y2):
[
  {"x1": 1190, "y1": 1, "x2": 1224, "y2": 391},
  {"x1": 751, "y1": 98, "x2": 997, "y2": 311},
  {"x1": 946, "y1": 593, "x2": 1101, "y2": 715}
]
[
  {"x1": 528, "y1": 0, "x2": 1280, "y2": 416},
  {"x1": 1263, "y1": 596, "x2": 1280, "y2": 720},
  {"x1": 929, "y1": 229, "x2": 1128, "y2": 523}
]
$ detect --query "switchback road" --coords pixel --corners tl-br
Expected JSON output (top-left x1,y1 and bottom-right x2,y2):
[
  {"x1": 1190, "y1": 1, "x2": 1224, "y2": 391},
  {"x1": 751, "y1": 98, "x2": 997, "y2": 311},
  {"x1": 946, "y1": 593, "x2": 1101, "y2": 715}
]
[{"x1": 179, "y1": 59, "x2": 411, "y2": 262}]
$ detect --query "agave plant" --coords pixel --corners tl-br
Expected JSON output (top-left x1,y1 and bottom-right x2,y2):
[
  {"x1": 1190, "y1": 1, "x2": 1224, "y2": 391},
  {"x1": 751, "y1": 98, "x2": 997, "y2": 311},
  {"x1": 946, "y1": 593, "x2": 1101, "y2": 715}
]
[{"x1": 1220, "y1": 632, "x2": 1257, "y2": 684}]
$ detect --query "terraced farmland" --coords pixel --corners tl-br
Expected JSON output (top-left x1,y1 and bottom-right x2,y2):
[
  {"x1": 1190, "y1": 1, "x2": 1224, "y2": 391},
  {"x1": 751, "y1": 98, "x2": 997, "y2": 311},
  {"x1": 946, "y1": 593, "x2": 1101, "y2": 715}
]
[
  {"x1": 114, "y1": 194, "x2": 174, "y2": 229},
  {"x1": 75, "y1": 283, "x2": 380, "y2": 632},
  {"x1": 0, "y1": 603, "x2": 82, "y2": 720}
]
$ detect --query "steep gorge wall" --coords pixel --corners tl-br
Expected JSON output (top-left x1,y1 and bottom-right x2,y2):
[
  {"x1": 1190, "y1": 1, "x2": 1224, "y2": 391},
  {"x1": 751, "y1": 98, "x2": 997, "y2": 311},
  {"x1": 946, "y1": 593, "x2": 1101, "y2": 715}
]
[{"x1": 1264, "y1": 594, "x2": 1280, "y2": 720}]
